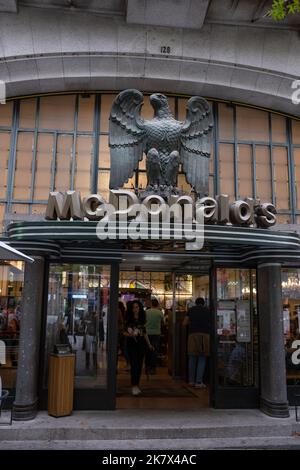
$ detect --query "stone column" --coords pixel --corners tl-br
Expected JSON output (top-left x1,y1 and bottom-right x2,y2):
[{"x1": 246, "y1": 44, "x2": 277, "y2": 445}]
[
  {"x1": 257, "y1": 262, "x2": 289, "y2": 418},
  {"x1": 13, "y1": 257, "x2": 45, "y2": 420}
]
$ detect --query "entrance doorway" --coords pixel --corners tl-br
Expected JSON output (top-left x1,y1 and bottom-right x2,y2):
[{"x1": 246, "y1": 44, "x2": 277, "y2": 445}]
[
  {"x1": 116, "y1": 269, "x2": 211, "y2": 409},
  {"x1": 41, "y1": 259, "x2": 260, "y2": 411}
]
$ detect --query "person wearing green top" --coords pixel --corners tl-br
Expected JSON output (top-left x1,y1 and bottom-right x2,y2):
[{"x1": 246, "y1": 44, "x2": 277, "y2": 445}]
[{"x1": 145, "y1": 299, "x2": 164, "y2": 374}]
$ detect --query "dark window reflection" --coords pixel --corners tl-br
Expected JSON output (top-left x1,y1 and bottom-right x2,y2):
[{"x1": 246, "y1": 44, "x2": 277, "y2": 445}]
[
  {"x1": 44, "y1": 264, "x2": 110, "y2": 389},
  {"x1": 0, "y1": 261, "x2": 24, "y2": 390},
  {"x1": 282, "y1": 269, "x2": 300, "y2": 385},
  {"x1": 216, "y1": 268, "x2": 258, "y2": 388}
]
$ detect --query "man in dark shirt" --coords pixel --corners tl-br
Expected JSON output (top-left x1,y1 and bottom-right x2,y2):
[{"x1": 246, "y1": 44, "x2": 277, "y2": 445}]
[{"x1": 183, "y1": 297, "x2": 210, "y2": 388}]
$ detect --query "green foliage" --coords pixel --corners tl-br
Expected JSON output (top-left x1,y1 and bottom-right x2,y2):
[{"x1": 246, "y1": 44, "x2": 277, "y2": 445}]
[{"x1": 268, "y1": 0, "x2": 300, "y2": 20}]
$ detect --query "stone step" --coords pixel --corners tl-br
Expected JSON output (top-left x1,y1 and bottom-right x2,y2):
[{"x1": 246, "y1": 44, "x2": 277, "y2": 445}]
[
  {"x1": 1, "y1": 436, "x2": 300, "y2": 450},
  {"x1": 1, "y1": 422, "x2": 300, "y2": 441},
  {"x1": 1, "y1": 410, "x2": 299, "y2": 445}
]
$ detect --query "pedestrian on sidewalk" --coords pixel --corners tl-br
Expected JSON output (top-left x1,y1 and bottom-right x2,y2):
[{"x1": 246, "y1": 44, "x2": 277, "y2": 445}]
[{"x1": 124, "y1": 300, "x2": 154, "y2": 396}]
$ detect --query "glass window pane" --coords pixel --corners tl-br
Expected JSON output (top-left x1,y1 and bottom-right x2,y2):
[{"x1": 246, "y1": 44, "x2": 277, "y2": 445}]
[
  {"x1": 139, "y1": 156, "x2": 146, "y2": 171},
  {"x1": 19, "y1": 98, "x2": 36, "y2": 128},
  {"x1": 137, "y1": 171, "x2": 147, "y2": 189},
  {"x1": 13, "y1": 132, "x2": 34, "y2": 200},
  {"x1": 140, "y1": 96, "x2": 155, "y2": 121},
  {"x1": 273, "y1": 147, "x2": 289, "y2": 209},
  {"x1": 178, "y1": 98, "x2": 188, "y2": 121},
  {"x1": 236, "y1": 106, "x2": 269, "y2": 141},
  {"x1": 10, "y1": 204, "x2": 30, "y2": 215},
  {"x1": 39, "y1": 95, "x2": 75, "y2": 131},
  {"x1": 77, "y1": 95, "x2": 95, "y2": 132},
  {"x1": 0, "y1": 203, "x2": 5, "y2": 232},
  {"x1": 209, "y1": 175, "x2": 214, "y2": 197},
  {"x1": 238, "y1": 144, "x2": 252, "y2": 198},
  {"x1": 44, "y1": 264, "x2": 111, "y2": 389},
  {"x1": 54, "y1": 135, "x2": 73, "y2": 191},
  {"x1": 276, "y1": 214, "x2": 291, "y2": 224},
  {"x1": 31, "y1": 204, "x2": 46, "y2": 216},
  {"x1": 100, "y1": 94, "x2": 116, "y2": 133},
  {"x1": 294, "y1": 148, "x2": 300, "y2": 209},
  {"x1": 0, "y1": 132, "x2": 10, "y2": 199},
  {"x1": 177, "y1": 173, "x2": 191, "y2": 193},
  {"x1": 255, "y1": 146, "x2": 272, "y2": 201},
  {"x1": 218, "y1": 103, "x2": 234, "y2": 140},
  {"x1": 216, "y1": 268, "x2": 258, "y2": 388},
  {"x1": 282, "y1": 269, "x2": 300, "y2": 386},
  {"x1": 97, "y1": 170, "x2": 110, "y2": 201},
  {"x1": 167, "y1": 96, "x2": 175, "y2": 116},
  {"x1": 169, "y1": 97, "x2": 175, "y2": 115},
  {"x1": 292, "y1": 119, "x2": 300, "y2": 144},
  {"x1": 0, "y1": 101, "x2": 13, "y2": 127},
  {"x1": 74, "y1": 135, "x2": 92, "y2": 196},
  {"x1": 123, "y1": 175, "x2": 136, "y2": 191},
  {"x1": 210, "y1": 141, "x2": 214, "y2": 174},
  {"x1": 271, "y1": 114, "x2": 286, "y2": 143},
  {"x1": 219, "y1": 143, "x2": 234, "y2": 197},
  {"x1": 0, "y1": 261, "x2": 24, "y2": 390},
  {"x1": 98, "y1": 135, "x2": 110, "y2": 169},
  {"x1": 34, "y1": 134, "x2": 53, "y2": 200}
]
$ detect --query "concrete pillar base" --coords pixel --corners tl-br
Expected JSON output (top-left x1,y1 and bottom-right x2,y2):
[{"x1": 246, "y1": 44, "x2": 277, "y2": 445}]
[
  {"x1": 12, "y1": 399, "x2": 38, "y2": 421},
  {"x1": 260, "y1": 397, "x2": 290, "y2": 418}
]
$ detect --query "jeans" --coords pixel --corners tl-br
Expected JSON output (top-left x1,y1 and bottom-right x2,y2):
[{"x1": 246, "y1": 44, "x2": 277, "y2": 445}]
[
  {"x1": 188, "y1": 353, "x2": 206, "y2": 384},
  {"x1": 127, "y1": 338, "x2": 146, "y2": 386}
]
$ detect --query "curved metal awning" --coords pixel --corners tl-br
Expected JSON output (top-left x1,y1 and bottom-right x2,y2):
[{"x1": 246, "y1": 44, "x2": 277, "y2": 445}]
[
  {"x1": 4, "y1": 220, "x2": 300, "y2": 267},
  {"x1": 0, "y1": 241, "x2": 34, "y2": 262},
  {"x1": 6, "y1": 221, "x2": 300, "y2": 250}
]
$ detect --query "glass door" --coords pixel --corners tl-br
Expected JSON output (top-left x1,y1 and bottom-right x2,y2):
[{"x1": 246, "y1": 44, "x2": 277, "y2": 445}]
[
  {"x1": 213, "y1": 267, "x2": 259, "y2": 408},
  {"x1": 42, "y1": 262, "x2": 119, "y2": 410}
]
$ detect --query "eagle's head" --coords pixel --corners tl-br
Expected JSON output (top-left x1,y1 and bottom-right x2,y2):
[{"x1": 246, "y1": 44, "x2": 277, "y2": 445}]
[{"x1": 150, "y1": 93, "x2": 171, "y2": 118}]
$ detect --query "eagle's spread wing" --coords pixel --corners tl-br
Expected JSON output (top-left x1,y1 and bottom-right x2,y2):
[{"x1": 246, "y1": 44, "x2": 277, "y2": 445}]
[
  {"x1": 109, "y1": 89, "x2": 145, "y2": 189},
  {"x1": 180, "y1": 97, "x2": 213, "y2": 196}
]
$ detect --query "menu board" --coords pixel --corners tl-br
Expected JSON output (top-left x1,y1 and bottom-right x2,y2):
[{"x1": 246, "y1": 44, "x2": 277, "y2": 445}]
[{"x1": 217, "y1": 309, "x2": 236, "y2": 336}]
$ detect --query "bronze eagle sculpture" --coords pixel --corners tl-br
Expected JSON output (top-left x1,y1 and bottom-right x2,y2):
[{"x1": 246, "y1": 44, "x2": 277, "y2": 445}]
[{"x1": 109, "y1": 90, "x2": 213, "y2": 196}]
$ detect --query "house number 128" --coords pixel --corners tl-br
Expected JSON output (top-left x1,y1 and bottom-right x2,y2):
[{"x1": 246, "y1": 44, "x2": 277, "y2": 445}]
[{"x1": 160, "y1": 46, "x2": 171, "y2": 54}]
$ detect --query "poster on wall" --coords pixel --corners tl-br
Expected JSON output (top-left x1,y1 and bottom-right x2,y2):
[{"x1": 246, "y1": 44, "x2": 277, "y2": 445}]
[
  {"x1": 236, "y1": 300, "x2": 251, "y2": 342},
  {"x1": 217, "y1": 309, "x2": 236, "y2": 336}
]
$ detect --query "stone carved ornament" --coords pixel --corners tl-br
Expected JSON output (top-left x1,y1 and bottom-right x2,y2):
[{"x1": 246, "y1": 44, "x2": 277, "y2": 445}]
[{"x1": 108, "y1": 90, "x2": 213, "y2": 199}]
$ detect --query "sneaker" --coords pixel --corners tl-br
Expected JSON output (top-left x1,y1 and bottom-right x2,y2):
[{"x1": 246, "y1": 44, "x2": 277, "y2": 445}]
[
  {"x1": 194, "y1": 383, "x2": 207, "y2": 389},
  {"x1": 132, "y1": 386, "x2": 142, "y2": 396}
]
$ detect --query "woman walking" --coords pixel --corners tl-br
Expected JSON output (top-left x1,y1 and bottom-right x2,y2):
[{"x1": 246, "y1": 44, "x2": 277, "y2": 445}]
[{"x1": 124, "y1": 300, "x2": 153, "y2": 396}]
